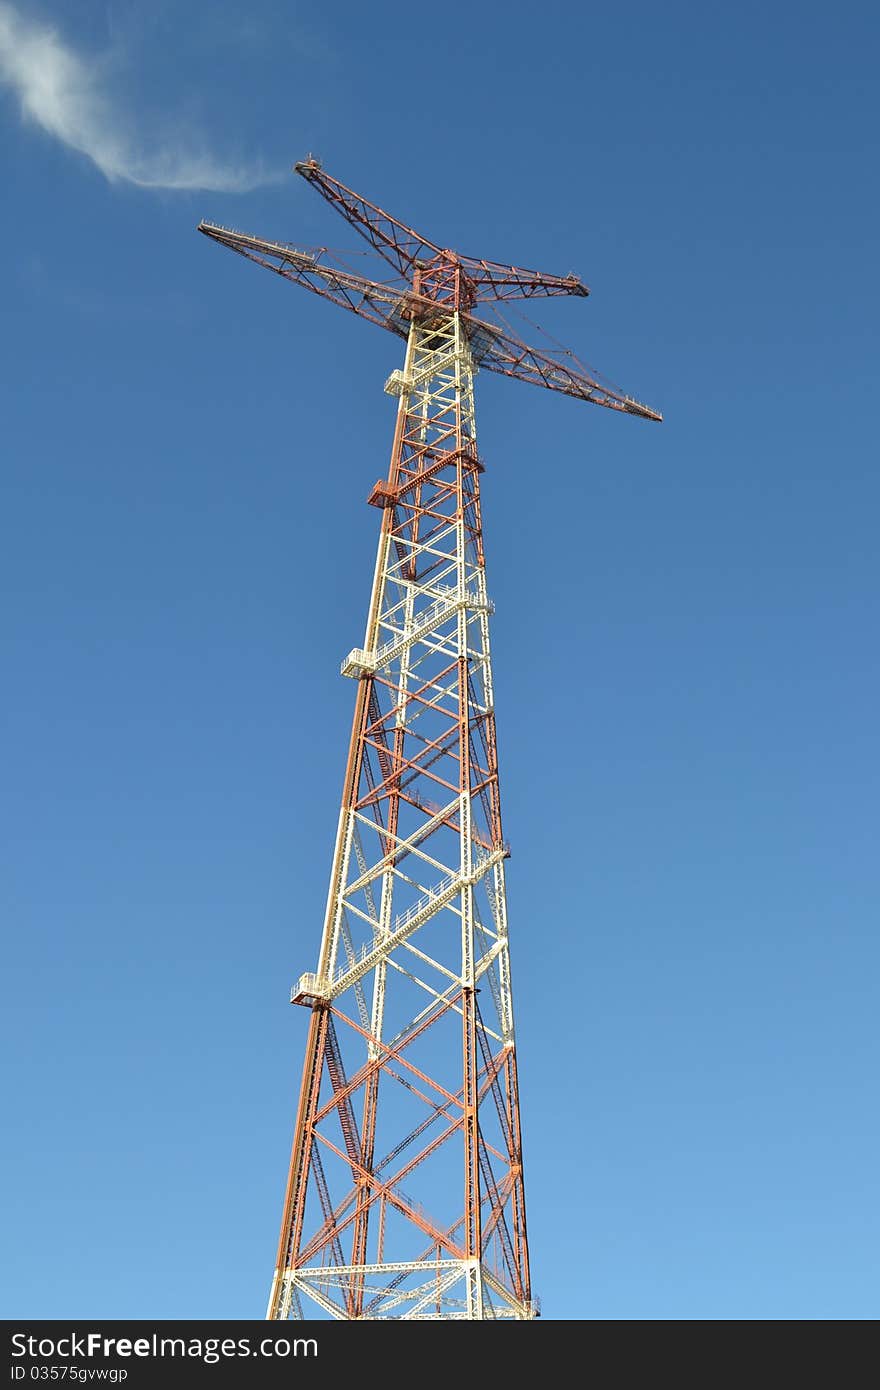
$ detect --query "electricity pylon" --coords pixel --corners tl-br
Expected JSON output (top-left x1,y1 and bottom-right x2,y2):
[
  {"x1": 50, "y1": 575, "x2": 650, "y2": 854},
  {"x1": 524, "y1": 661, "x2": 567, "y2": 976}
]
[{"x1": 199, "y1": 160, "x2": 660, "y2": 1321}]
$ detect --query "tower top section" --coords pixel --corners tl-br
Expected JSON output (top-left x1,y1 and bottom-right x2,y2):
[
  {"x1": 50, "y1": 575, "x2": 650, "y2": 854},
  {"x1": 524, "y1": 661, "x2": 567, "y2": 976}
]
[{"x1": 199, "y1": 157, "x2": 661, "y2": 421}]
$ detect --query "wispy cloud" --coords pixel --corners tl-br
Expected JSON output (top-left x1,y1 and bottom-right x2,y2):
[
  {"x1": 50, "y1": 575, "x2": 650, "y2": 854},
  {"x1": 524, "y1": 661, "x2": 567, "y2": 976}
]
[{"x1": 0, "y1": 2, "x2": 271, "y2": 191}]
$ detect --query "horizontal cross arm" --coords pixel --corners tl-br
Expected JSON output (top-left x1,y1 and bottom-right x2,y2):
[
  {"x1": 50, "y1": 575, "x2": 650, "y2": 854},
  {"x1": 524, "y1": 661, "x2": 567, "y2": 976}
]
[
  {"x1": 462, "y1": 258, "x2": 589, "y2": 303},
  {"x1": 466, "y1": 316, "x2": 662, "y2": 421},
  {"x1": 198, "y1": 222, "x2": 411, "y2": 340},
  {"x1": 295, "y1": 159, "x2": 442, "y2": 281}
]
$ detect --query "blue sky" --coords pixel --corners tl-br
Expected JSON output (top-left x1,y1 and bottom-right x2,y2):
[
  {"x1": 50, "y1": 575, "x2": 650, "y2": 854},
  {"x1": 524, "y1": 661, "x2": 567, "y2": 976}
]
[{"x1": 2, "y1": 0, "x2": 878, "y2": 1320}]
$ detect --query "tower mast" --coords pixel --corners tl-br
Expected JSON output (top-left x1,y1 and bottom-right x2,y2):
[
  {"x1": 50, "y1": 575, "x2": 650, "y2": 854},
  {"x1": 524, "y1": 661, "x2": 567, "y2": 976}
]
[{"x1": 199, "y1": 162, "x2": 660, "y2": 1321}]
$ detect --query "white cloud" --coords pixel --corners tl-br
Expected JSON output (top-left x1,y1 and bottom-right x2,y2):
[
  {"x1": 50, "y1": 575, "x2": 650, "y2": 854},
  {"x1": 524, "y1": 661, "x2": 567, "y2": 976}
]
[{"x1": 0, "y1": 2, "x2": 271, "y2": 191}]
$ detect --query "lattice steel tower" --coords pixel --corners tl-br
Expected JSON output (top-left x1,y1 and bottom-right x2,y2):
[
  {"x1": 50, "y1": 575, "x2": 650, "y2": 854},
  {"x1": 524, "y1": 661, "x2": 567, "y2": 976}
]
[{"x1": 199, "y1": 160, "x2": 660, "y2": 1321}]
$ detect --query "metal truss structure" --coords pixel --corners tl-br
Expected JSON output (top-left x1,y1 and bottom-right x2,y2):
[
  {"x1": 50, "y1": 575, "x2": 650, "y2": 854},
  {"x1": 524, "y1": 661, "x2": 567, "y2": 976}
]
[{"x1": 199, "y1": 160, "x2": 660, "y2": 1321}]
